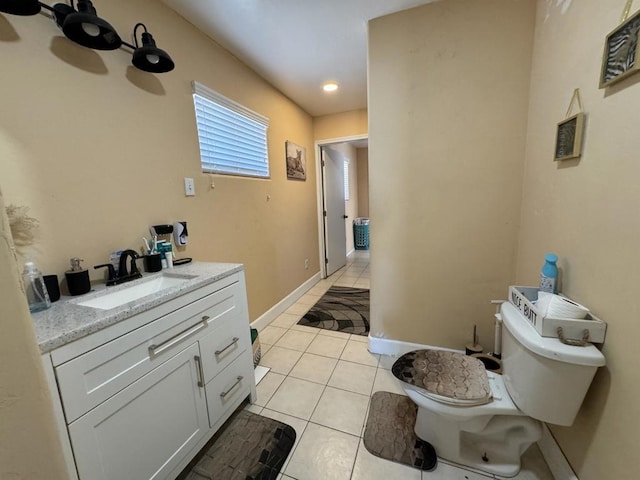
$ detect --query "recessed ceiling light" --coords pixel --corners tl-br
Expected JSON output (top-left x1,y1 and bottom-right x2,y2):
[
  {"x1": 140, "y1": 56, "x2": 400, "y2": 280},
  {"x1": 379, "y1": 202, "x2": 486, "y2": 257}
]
[{"x1": 323, "y1": 82, "x2": 339, "y2": 92}]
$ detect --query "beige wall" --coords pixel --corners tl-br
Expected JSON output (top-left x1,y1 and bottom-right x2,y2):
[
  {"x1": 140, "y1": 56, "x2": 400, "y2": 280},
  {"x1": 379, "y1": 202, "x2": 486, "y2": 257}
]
[
  {"x1": 0, "y1": 190, "x2": 68, "y2": 479},
  {"x1": 313, "y1": 109, "x2": 368, "y2": 142},
  {"x1": 356, "y1": 148, "x2": 369, "y2": 217},
  {"x1": 368, "y1": 0, "x2": 535, "y2": 347},
  {"x1": 0, "y1": 0, "x2": 318, "y2": 322},
  {"x1": 515, "y1": 2, "x2": 639, "y2": 478}
]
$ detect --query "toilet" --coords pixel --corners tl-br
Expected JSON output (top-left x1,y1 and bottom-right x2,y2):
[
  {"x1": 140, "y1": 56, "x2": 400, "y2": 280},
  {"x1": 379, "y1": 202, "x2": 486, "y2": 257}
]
[{"x1": 392, "y1": 301, "x2": 606, "y2": 477}]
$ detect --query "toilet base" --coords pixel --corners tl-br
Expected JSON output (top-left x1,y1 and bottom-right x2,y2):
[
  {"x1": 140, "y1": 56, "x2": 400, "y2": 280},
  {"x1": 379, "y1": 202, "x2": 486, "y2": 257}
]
[{"x1": 414, "y1": 406, "x2": 542, "y2": 477}]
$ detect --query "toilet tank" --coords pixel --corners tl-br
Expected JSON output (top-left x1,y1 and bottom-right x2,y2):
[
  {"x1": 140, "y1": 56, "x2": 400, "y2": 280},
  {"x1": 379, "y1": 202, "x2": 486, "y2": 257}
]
[{"x1": 500, "y1": 302, "x2": 605, "y2": 426}]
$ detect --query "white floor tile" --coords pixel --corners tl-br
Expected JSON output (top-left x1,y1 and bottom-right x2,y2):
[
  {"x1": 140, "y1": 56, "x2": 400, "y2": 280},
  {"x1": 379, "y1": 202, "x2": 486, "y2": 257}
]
[
  {"x1": 310, "y1": 386, "x2": 369, "y2": 436},
  {"x1": 377, "y1": 354, "x2": 400, "y2": 370},
  {"x1": 289, "y1": 324, "x2": 322, "y2": 335},
  {"x1": 271, "y1": 312, "x2": 302, "y2": 329},
  {"x1": 265, "y1": 377, "x2": 325, "y2": 420},
  {"x1": 340, "y1": 339, "x2": 380, "y2": 367},
  {"x1": 297, "y1": 294, "x2": 321, "y2": 305},
  {"x1": 254, "y1": 371, "x2": 286, "y2": 407},
  {"x1": 328, "y1": 360, "x2": 376, "y2": 396},
  {"x1": 260, "y1": 325, "x2": 289, "y2": 345},
  {"x1": 284, "y1": 423, "x2": 359, "y2": 480},
  {"x1": 351, "y1": 439, "x2": 421, "y2": 480},
  {"x1": 244, "y1": 403, "x2": 263, "y2": 415},
  {"x1": 275, "y1": 330, "x2": 317, "y2": 352},
  {"x1": 317, "y1": 329, "x2": 352, "y2": 339},
  {"x1": 372, "y1": 368, "x2": 406, "y2": 396},
  {"x1": 306, "y1": 334, "x2": 348, "y2": 359},
  {"x1": 349, "y1": 333, "x2": 369, "y2": 343},
  {"x1": 286, "y1": 303, "x2": 311, "y2": 315},
  {"x1": 260, "y1": 346, "x2": 304, "y2": 375},
  {"x1": 289, "y1": 353, "x2": 338, "y2": 385}
]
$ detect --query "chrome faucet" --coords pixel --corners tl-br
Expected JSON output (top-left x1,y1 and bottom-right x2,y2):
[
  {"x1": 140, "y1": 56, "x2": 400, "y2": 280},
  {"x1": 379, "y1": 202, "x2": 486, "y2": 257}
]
[{"x1": 94, "y1": 249, "x2": 143, "y2": 286}]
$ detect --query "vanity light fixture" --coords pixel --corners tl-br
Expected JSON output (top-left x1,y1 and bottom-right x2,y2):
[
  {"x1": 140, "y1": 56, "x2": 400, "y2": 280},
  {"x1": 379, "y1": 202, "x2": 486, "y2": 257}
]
[
  {"x1": 322, "y1": 81, "x2": 339, "y2": 92},
  {"x1": 0, "y1": 0, "x2": 175, "y2": 73},
  {"x1": 131, "y1": 23, "x2": 174, "y2": 73},
  {"x1": 0, "y1": 0, "x2": 41, "y2": 15},
  {"x1": 53, "y1": 0, "x2": 121, "y2": 50}
]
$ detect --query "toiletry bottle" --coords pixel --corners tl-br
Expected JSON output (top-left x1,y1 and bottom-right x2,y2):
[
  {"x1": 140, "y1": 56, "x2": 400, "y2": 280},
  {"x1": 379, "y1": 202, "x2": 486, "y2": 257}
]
[
  {"x1": 22, "y1": 262, "x2": 51, "y2": 313},
  {"x1": 539, "y1": 253, "x2": 558, "y2": 294},
  {"x1": 66, "y1": 257, "x2": 91, "y2": 296}
]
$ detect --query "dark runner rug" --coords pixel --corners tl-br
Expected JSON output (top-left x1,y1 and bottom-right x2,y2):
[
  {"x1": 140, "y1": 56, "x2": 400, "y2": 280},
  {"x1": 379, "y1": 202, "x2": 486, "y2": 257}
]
[
  {"x1": 297, "y1": 286, "x2": 369, "y2": 336},
  {"x1": 363, "y1": 391, "x2": 437, "y2": 472},
  {"x1": 177, "y1": 409, "x2": 296, "y2": 480}
]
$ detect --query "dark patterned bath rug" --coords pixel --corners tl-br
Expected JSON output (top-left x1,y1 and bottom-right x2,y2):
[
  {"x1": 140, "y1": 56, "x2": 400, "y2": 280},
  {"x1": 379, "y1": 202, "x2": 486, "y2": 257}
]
[
  {"x1": 297, "y1": 286, "x2": 369, "y2": 336},
  {"x1": 363, "y1": 391, "x2": 437, "y2": 472},
  {"x1": 177, "y1": 409, "x2": 296, "y2": 480}
]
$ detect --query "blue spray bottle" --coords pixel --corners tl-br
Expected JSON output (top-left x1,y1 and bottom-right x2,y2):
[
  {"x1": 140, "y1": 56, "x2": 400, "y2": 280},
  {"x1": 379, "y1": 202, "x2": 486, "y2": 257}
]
[{"x1": 539, "y1": 253, "x2": 558, "y2": 294}]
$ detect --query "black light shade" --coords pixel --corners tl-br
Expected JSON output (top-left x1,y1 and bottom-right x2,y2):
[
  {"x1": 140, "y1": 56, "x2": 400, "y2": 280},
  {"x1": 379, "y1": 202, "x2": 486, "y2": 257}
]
[
  {"x1": 0, "y1": 0, "x2": 41, "y2": 16},
  {"x1": 132, "y1": 31, "x2": 174, "y2": 73},
  {"x1": 58, "y1": 0, "x2": 121, "y2": 50}
]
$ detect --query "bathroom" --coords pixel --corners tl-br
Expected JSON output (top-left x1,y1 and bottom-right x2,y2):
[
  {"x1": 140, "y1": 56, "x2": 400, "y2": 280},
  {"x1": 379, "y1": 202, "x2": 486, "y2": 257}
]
[{"x1": 0, "y1": 0, "x2": 638, "y2": 479}]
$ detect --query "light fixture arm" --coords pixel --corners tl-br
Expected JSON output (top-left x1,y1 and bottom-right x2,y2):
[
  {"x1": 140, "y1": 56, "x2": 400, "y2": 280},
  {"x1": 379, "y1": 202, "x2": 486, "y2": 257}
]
[{"x1": 133, "y1": 22, "x2": 147, "y2": 48}]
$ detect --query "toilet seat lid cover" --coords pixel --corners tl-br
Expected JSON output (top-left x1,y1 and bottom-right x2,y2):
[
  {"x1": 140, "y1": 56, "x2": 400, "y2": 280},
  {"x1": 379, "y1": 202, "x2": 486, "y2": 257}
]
[{"x1": 392, "y1": 350, "x2": 492, "y2": 405}]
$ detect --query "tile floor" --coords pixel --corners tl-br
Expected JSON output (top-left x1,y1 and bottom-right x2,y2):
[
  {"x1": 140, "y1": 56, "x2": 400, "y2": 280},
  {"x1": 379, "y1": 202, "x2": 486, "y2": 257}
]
[{"x1": 249, "y1": 251, "x2": 554, "y2": 480}]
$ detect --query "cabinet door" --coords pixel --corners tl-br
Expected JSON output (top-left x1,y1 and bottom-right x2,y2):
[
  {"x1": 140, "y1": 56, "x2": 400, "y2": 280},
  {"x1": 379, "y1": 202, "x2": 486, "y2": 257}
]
[{"x1": 69, "y1": 343, "x2": 208, "y2": 480}]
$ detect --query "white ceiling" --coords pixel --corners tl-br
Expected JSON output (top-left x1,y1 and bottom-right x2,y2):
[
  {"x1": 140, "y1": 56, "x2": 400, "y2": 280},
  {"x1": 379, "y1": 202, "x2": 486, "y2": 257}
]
[{"x1": 164, "y1": 0, "x2": 434, "y2": 117}]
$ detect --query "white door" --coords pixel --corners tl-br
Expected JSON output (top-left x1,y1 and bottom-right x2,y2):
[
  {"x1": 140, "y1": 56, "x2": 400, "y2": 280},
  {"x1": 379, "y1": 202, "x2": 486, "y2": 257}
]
[
  {"x1": 322, "y1": 147, "x2": 347, "y2": 276},
  {"x1": 68, "y1": 343, "x2": 209, "y2": 480}
]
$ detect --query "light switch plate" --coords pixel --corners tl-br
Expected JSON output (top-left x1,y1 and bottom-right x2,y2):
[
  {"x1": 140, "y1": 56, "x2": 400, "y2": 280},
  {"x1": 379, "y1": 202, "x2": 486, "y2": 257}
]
[{"x1": 184, "y1": 177, "x2": 195, "y2": 196}]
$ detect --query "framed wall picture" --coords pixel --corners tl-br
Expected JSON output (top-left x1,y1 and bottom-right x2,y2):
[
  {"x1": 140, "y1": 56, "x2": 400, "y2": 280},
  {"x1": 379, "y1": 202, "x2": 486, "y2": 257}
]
[
  {"x1": 286, "y1": 140, "x2": 306, "y2": 180},
  {"x1": 554, "y1": 112, "x2": 585, "y2": 161},
  {"x1": 599, "y1": 9, "x2": 640, "y2": 88}
]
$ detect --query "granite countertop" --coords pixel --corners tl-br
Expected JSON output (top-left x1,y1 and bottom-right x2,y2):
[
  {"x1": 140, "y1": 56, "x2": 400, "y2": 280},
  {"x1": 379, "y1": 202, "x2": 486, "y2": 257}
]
[{"x1": 33, "y1": 262, "x2": 244, "y2": 354}]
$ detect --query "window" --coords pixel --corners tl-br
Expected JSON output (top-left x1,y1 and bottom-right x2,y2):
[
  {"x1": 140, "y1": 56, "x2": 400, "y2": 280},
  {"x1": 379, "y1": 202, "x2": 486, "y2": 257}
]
[
  {"x1": 192, "y1": 81, "x2": 270, "y2": 178},
  {"x1": 344, "y1": 160, "x2": 350, "y2": 200}
]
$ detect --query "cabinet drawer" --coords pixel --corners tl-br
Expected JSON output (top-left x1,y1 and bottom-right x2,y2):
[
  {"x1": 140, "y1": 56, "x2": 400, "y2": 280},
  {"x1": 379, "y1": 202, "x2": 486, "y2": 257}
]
[
  {"x1": 205, "y1": 355, "x2": 254, "y2": 429},
  {"x1": 199, "y1": 314, "x2": 252, "y2": 385},
  {"x1": 56, "y1": 281, "x2": 242, "y2": 423}
]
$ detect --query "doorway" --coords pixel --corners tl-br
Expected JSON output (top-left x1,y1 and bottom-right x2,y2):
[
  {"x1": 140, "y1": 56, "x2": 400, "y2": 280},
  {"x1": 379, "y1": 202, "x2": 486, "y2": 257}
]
[{"x1": 315, "y1": 135, "x2": 369, "y2": 279}]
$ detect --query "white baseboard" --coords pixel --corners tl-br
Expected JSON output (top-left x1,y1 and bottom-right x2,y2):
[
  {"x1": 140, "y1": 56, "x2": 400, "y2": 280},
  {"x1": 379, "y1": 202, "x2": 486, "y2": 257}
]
[
  {"x1": 368, "y1": 336, "x2": 576, "y2": 480},
  {"x1": 250, "y1": 273, "x2": 320, "y2": 331},
  {"x1": 538, "y1": 424, "x2": 578, "y2": 480}
]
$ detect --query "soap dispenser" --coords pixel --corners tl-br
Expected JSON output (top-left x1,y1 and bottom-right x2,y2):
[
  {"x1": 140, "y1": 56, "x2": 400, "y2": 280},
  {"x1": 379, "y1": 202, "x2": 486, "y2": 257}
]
[{"x1": 65, "y1": 257, "x2": 91, "y2": 296}]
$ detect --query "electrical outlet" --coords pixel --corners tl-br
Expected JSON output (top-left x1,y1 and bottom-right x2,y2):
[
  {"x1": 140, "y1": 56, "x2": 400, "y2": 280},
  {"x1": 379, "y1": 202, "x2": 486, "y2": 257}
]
[
  {"x1": 304, "y1": 258, "x2": 309, "y2": 269},
  {"x1": 184, "y1": 177, "x2": 195, "y2": 196}
]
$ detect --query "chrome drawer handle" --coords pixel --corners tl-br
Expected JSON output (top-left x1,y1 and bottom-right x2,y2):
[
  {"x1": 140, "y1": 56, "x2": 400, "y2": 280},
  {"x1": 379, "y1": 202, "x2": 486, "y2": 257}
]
[
  {"x1": 215, "y1": 337, "x2": 240, "y2": 356},
  {"x1": 220, "y1": 375, "x2": 243, "y2": 398},
  {"x1": 148, "y1": 316, "x2": 210, "y2": 358},
  {"x1": 194, "y1": 355, "x2": 204, "y2": 388}
]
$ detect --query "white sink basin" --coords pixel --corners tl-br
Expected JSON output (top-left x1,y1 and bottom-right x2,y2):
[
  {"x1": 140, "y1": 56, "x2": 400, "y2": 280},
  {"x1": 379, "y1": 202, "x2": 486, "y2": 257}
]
[{"x1": 76, "y1": 274, "x2": 197, "y2": 310}]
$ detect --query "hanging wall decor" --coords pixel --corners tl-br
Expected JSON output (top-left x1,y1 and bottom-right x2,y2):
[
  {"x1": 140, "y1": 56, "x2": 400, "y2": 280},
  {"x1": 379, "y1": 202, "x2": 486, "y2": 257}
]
[
  {"x1": 554, "y1": 89, "x2": 585, "y2": 161},
  {"x1": 285, "y1": 140, "x2": 306, "y2": 181},
  {"x1": 599, "y1": 1, "x2": 640, "y2": 88}
]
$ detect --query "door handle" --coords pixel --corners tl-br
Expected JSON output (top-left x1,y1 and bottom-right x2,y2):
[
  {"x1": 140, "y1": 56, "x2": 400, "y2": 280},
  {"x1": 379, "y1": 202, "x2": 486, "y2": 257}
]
[
  {"x1": 343, "y1": 215, "x2": 348, "y2": 219},
  {"x1": 194, "y1": 355, "x2": 204, "y2": 388}
]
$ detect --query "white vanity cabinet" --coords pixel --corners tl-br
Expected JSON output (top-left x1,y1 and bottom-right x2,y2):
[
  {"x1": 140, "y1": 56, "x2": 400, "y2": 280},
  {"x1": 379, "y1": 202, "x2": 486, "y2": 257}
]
[{"x1": 41, "y1": 268, "x2": 256, "y2": 480}]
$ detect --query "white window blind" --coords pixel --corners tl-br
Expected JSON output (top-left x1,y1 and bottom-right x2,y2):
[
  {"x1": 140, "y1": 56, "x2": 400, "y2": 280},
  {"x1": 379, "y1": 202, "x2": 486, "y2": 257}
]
[
  {"x1": 344, "y1": 160, "x2": 350, "y2": 200},
  {"x1": 192, "y1": 81, "x2": 270, "y2": 178}
]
